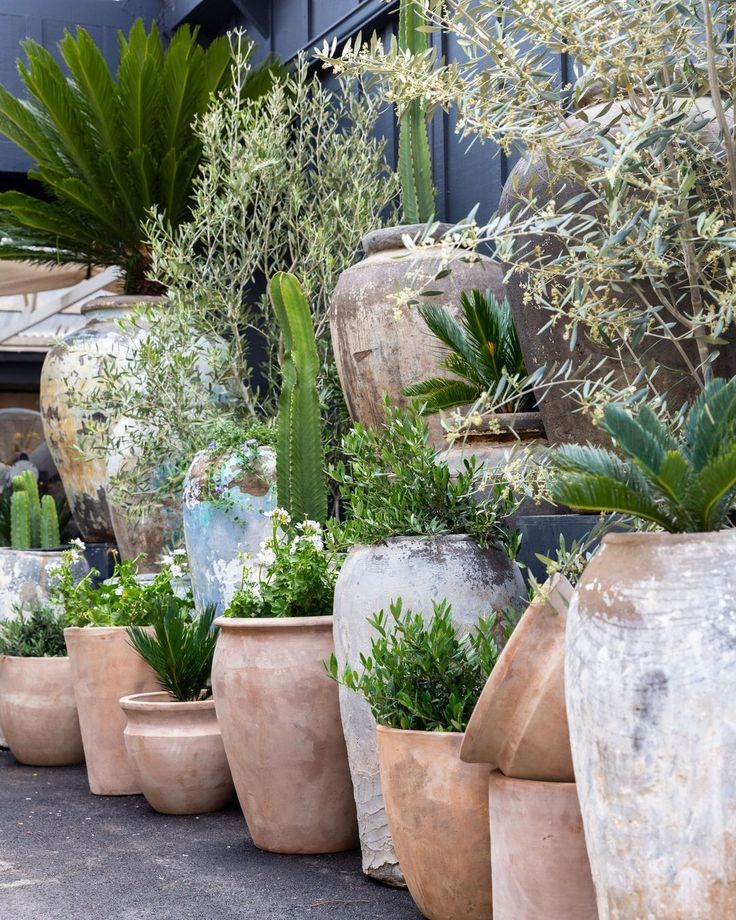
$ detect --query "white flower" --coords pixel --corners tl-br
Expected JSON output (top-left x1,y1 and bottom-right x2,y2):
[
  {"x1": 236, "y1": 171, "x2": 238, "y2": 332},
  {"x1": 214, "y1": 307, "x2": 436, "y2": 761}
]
[
  {"x1": 71, "y1": 537, "x2": 86, "y2": 551},
  {"x1": 296, "y1": 519, "x2": 322, "y2": 536},
  {"x1": 265, "y1": 507, "x2": 291, "y2": 526},
  {"x1": 159, "y1": 553, "x2": 174, "y2": 566},
  {"x1": 255, "y1": 548, "x2": 276, "y2": 568},
  {"x1": 172, "y1": 548, "x2": 187, "y2": 557},
  {"x1": 114, "y1": 586, "x2": 124, "y2": 596},
  {"x1": 170, "y1": 564, "x2": 183, "y2": 579}
]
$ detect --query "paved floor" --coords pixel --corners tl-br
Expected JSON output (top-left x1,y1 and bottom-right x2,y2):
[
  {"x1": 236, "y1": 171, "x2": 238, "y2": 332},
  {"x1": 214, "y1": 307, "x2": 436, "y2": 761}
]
[{"x1": 0, "y1": 750, "x2": 419, "y2": 920}]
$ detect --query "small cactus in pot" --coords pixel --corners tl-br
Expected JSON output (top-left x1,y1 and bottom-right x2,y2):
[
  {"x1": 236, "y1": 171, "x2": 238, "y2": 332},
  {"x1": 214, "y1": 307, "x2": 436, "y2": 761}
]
[{"x1": 9, "y1": 471, "x2": 61, "y2": 550}]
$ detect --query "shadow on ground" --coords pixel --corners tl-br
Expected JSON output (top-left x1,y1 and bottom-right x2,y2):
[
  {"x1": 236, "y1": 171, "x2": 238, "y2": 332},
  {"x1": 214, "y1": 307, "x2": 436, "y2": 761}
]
[{"x1": 0, "y1": 750, "x2": 419, "y2": 920}]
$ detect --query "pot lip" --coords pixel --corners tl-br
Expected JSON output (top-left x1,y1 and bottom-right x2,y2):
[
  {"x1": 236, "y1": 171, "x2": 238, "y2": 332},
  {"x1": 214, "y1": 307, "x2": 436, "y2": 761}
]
[
  {"x1": 120, "y1": 691, "x2": 215, "y2": 712},
  {"x1": 489, "y1": 770, "x2": 578, "y2": 791},
  {"x1": 0, "y1": 546, "x2": 68, "y2": 557},
  {"x1": 63, "y1": 625, "x2": 149, "y2": 636},
  {"x1": 214, "y1": 614, "x2": 333, "y2": 630},
  {"x1": 361, "y1": 223, "x2": 454, "y2": 255},
  {"x1": 348, "y1": 533, "x2": 476, "y2": 553},
  {"x1": 0, "y1": 653, "x2": 69, "y2": 663},
  {"x1": 81, "y1": 294, "x2": 162, "y2": 316},
  {"x1": 376, "y1": 724, "x2": 465, "y2": 740},
  {"x1": 602, "y1": 530, "x2": 735, "y2": 547},
  {"x1": 447, "y1": 411, "x2": 546, "y2": 444}
]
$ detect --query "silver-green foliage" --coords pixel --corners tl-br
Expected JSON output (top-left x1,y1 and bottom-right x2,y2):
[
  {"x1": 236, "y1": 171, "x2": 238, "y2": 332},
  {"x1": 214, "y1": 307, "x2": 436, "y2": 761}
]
[{"x1": 270, "y1": 273, "x2": 328, "y2": 525}]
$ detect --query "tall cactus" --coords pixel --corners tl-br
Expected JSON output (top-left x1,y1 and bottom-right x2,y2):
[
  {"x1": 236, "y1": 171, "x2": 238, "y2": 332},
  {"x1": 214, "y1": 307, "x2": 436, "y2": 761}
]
[
  {"x1": 9, "y1": 471, "x2": 61, "y2": 549},
  {"x1": 398, "y1": 0, "x2": 435, "y2": 223},
  {"x1": 269, "y1": 272, "x2": 328, "y2": 525},
  {"x1": 10, "y1": 490, "x2": 31, "y2": 549},
  {"x1": 40, "y1": 495, "x2": 61, "y2": 549}
]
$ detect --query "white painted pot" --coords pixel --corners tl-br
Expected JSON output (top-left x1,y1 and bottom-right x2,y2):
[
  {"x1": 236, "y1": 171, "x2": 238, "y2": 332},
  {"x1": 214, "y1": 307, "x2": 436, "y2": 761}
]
[{"x1": 333, "y1": 534, "x2": 525, "y2": 884}]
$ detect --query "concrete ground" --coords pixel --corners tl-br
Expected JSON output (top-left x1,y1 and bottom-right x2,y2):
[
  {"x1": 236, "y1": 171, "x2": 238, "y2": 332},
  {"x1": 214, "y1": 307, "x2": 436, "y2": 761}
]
[{"x1": 0, "y1": 750, "x2": 419, "y2": 920}]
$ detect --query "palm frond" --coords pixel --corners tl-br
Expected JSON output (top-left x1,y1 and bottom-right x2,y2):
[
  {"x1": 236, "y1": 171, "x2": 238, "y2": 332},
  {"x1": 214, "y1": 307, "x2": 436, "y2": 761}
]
[
  {"x1": 403, "y1": 378, "x2": 481, "y2": 413},
  {"x1": 548, "y1": 472, "x2": 676, "y2": 530}
]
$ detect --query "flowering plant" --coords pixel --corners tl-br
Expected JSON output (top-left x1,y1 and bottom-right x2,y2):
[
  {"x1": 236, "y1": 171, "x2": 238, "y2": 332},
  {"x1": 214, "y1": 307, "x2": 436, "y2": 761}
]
[
  {"x1": 50, "y1": 541, "x2": 193, "y2": 628},
  {"x1": 224, "y1": 510, "x2": 338, "y2": 618}
]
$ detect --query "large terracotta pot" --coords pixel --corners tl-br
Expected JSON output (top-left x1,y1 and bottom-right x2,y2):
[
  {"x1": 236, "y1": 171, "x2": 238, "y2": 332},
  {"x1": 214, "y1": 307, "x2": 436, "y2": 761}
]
[
  {"x1": 330, "y1": 224, "x2": 505, "y2": 438},
  {"x1": 64, "y1": 626, "x2": 159, "y2": 795},
  {"x1": 40, "y1": 296, "x2": 160, "y2": 541},
  {"x1": 120, "y1": 691, "x2": 234, "y2": 815},
  {"x1": 378, "y1": 726, "x2": 492, "y2": 920},
  {"x1": 567, "y1": 531, "x2": 736, "y2": 919},
  {"x1": 212, "y1": 615, "x2": 358, "y2": 854},
  {"x1": 0, "y1": 547, "x2": 72, "y2": 621},
  {"x1": 461, "y1": 573, "x2": 574, "y2": 781},
  {"x1": 183, "y1": 446, "x2": 277, "y2": 613},
  {"x1": 0, "y1": 656, "x2": 84, "y2": 766},
  {"x1": 490, "y1": 773, "x2": 597, "y2": 919},
  {"x1": 333, "y1": 534, "x2": 525, "y2": 883}
]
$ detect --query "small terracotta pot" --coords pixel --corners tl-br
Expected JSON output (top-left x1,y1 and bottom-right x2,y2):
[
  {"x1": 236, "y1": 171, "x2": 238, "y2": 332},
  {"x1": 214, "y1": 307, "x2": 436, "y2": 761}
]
[
  {"x1": 212, "y1": 615, "x2": 358, "y2": 854},
  {"x1": 461, "y1": 573, "x2": 574, "y2": 781},
  {"x1": 490, "y1": 773, "x2": 597, "y2": 920},
  {"x1": 377, "y1": 726, "x2": 492, "y2": 920},
  {"x1": 0, "y1": 656, "x2": 84, "y2": 766},
  {"x1": 120, "y1": 691, "x2": 234, "y2": 815},
  {"x1": 64, "y1": 626, "x2": 159, "y2": 795}
]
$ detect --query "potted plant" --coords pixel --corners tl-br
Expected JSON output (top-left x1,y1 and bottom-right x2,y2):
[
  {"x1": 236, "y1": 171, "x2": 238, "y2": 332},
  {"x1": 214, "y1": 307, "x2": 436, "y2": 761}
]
[
  {"x1": 330, "y1": 400, "x2": 525, "y2": 882},
  {"x1": 120, "y1": 599, "x2": 233, "y2": 815},
  {"x1": 546, "y1": 379, "x2": 736, "y2": 918},
  {"x1": 55, "y1": 548, "x2": 191, "y2": 796},
  {"x1": 331, "y1": 598, "x2": 504, "y2": 920},
  {"x1": 0, "y1": 603, "x2": 84, "y2": 767}
]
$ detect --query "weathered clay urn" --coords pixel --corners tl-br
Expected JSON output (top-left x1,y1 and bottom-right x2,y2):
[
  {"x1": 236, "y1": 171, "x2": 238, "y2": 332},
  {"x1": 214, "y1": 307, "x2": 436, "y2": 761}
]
[
  {"x1": 333, "y1": 534, "x2": 525, "y2": 883},
  {"x1": 567, "y1": 531, "x2": 736, "y2": 919},
  {"x1": 0, "y1": 656, "x2": 84, "y2": 766},
  {"x1": 461, "y1": 573, "x2": 575, "y2": 781},
  {"x1": 0, "y1": 547, "x2": 73, "y2": 621},
  {"x1": 378, "y1": 727, "x2": 492, "y2": 920},
  {"x1": 105, "y1": 418, "x2": 184, "y2": 573},
  {"x1": 183, "y1": 446, "x2": 277, "y2": 613},
  {"x1": 120, "y1": 691, "x2": 234, "y2": 815},
  {"x1": 40, "y1": 296, "x2": 160, "y2": 542},
  {"x1": 490, "y1": 773, "x2": 597, "y2": 920},
  {"x1": 212, "y1": 615, "x2": 358, "y2": 854},
  {"x1": 330, "y1": 224, "x2": 505, "y2": 434},
  {"x1": 64, "y1": 626, "x2": 158, "y2": 795}
]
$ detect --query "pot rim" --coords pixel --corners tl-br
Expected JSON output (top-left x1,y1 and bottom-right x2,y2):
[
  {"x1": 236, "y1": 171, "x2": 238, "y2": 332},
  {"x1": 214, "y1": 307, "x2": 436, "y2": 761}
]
[
  {"x1": 347, "y1": 533, "x2": 478, "y2": 553},
  {"x1": 602, "y1": 530, "x2": 735, "y2": 547},
  {"x1": 81, "y1": 295, "x2": 162, "y2": 315},
  {"x1": 376, "y1": 724, "x2": 464, "y2": 740},
  {"x1": 361, "y1": 222, "x2": 454, "y2": 255},
  {"x1": 0, "y1": 546, "x2": 68, "y2": 557},
  {"x1": 214, "y1": 614, "x2": 333, "y2": 631},
  {"x1": 489, "y1": 770, "x2": 578, "y2": 791},
  {"x1": 0, "y1": 654, "x2": 70, "y2": 663},
  {"x1": 63, "y1": 625, "x2": 150, "y2": 636},
  {"x1": 120, "y1": 691, "x2": 215, "y2": 712}
]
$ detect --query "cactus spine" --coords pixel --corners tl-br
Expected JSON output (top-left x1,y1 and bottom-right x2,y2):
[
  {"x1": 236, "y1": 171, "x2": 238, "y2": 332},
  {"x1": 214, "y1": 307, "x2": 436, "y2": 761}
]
[
  {"x1": 398, "y1": 0, "x2": 434, "y2": 223},
  {"x1": 9, "y1": 471, "x2": 61, "y2": 549},
  {"x1": 270, "y1": 272, "x2": 328, "y2": 525}
]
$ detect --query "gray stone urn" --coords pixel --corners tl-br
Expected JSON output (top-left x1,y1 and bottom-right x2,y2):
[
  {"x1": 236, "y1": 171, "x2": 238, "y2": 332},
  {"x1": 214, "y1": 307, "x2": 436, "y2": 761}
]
[
  {"x1": 0, "y1": 547, "x2": 88, "y2": 621},
  {"x1": 332, "y1": 534, "x2": 525, "y2": 885}
]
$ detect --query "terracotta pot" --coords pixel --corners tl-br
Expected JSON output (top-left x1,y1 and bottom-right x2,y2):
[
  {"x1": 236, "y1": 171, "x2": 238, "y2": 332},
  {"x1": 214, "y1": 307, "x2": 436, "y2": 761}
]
[
  {"x1": 212, "y1": 615, "x2": 358, "y2": 854},
  {"x1": 490, "y1": 773, "x2": 597, "y2": 919},
  {"x1": 378, "y1": 726, "x2": 492, "y2": 920},
  {"x1": 461, "y1": 573, "x2": 574, "y2": 781},
  {"x1": 0, "y1": 656, "x2": 84, "y2": 766},
  {"x1": 333, "y1": 534, "x2": 525, "y2": 883},
  {"x1": 330, "y1": 224, "x2": 505, "y2": 440},
  {"x1": 120, "y1": 691, "x2": 234, "y2": 815},
  {"x1": 567, "y1": 531, "x2": 736, "y2": 918},
  {"x1": 0, "y1": 547, "x2": 80, "y2": 621},
  {"x1": 40, "y1": 296, "x2": 160, "y2": 541},
  {"x1": 183, "y1": 446, "x2": 277, "y2": 613},
  {"x1": 64, "y1": 626, "x2": 159, "y2": 795}
]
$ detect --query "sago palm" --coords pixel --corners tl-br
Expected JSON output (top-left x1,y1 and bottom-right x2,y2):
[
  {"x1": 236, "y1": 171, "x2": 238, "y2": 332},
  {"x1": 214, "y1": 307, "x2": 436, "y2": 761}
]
[
  {"x1": 404, "y1": 289, "x2": 529, "y2": 414},
  {"x1": 548, "y1": 377, "x2": 736, "y2": 532},
  {"x1": 0, "y1": 21, "x2": 279, "y2": 293}
]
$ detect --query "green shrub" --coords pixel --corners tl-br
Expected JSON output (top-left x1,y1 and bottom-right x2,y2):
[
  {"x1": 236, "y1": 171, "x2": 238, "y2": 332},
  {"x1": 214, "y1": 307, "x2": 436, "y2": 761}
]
[{"x1": 0, "y1": 604, "x2": 67, "y2": 657}]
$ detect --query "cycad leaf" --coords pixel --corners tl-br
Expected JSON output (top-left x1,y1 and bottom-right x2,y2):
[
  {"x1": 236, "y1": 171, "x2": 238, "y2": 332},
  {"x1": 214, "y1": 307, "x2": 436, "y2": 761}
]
[
  {"x1": 548, "y1": 472, "x2": 674, "y2": 529},
  {"x1": 693, "y1": 444, "x2": 736, "y2": 530},
  {"x1": 684, "y1": 377, "x2": 736, "y2": 471},
  {"x1": 403, "y1": 378, "x2": 480, "y2": 413}
]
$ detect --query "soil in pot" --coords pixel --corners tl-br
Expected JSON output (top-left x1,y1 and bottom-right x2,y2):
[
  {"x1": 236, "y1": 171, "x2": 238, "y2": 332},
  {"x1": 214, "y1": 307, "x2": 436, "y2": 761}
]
[
  {"x1": 120, "y1": 691, "x2": 234, "y2": 815},
  {"x1": 212, "y1": 615, "x2": 358, "y2": 854}
]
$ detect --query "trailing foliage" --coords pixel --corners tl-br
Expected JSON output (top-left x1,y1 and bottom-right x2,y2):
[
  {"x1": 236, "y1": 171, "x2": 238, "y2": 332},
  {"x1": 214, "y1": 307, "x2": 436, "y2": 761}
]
[
  {"x1": 0, "y1": 603, "x2": 67, "y2": 657},
  {"x1": 328, "y1": 598, "x2": 503, "y2": 732},
  {"x1": 127, "y1": 600, "x2": 218, "y2": 702},
  {"x1": 0, "y1": 20, "x2": 245, "y2": 293},
  {"x1": 331, "y1": 401, "x2": 519, "y2": 553},
  {"x1": 270, "y1": 273, "x2": 328, "y2": 525},
  {"x1": 548, "y1": 377, "x2": 736, "y2": 532},
  {"x1": 224, "y1": 511, "x2": 337, "y2": 619},
  {"x1": 404, "y1": 289, "x2": 529, "y2": 414},
  {"x1": 8, "y1": 470, "x2": 60, "y2": 549}
]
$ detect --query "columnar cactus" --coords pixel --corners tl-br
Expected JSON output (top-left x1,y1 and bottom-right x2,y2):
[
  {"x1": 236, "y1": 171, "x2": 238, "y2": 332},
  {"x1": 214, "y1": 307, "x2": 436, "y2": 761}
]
[
  {"x1": 9, "y1": 471, "x2": 61, "y2": 549},
  {"x1": 40, "y1": 494, "x2": 61, "y2": 549},
  {"x1": 10, "y1": 490, "x2": 31, "y2": 549},
  {"x1": 269, "y1": 272, "x2": 328, "y2": 524}
]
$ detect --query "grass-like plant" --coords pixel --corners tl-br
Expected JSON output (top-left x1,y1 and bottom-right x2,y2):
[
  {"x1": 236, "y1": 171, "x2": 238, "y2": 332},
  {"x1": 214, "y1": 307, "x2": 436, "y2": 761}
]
[
  {"x1": 0, "y1": 604, "x2": 67, "y2": 657},
  {"x1": 404, "y1": 289, "x2": 529, "y2": 414},
  {"x1": 327, "y1": 598, "x2": 503, "y2": 732},
  {"x1": 127, "y1": 599, "x2": 218, "y2": 702},
  {"x1": 548, "y1": 377, "x2": 736, "y2": 532}
]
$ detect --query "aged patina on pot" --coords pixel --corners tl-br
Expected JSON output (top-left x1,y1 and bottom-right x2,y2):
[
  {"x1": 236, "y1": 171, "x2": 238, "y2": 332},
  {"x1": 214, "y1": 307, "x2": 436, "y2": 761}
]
[
  {"x1": 567, "y1": 530, "x2": 736, "y2": 919},
  {"x1": 183, "y1": 446, "x2": 277, "y2": 614},
  {"x1": 64, "y1": 626, "x2": 158, "y2": 795},
  {"x1": 330, "y1": 224, "x2": 506, "y2": 437},
  {"x1": 120, "y1": 691, "x2": 234, "y2": 815},
  {"x1": 212, "y1": 615, "x2": 358, "y2": 854},
  {"x1": 40, "y1": 295, "x2": 161, "y2": 542},
  {"x1": 0, "y1": 656, "x2": 84, "y2": 766},
  {"x1": 378, "y1": 726, "x2": 492, "y2": 920},
  {"x1": 333, "y1": 534, "x2": 525, "y2": 884},
  {"x1": 0, "y1": 547, "x2": 73, "y2": 621}
]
